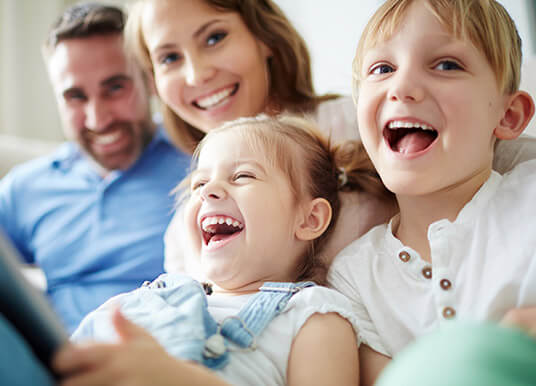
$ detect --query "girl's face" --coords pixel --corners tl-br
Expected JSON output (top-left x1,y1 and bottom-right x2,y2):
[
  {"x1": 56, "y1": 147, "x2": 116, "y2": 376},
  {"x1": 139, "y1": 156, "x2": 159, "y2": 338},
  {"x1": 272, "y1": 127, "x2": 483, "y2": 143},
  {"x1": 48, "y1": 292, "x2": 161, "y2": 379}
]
[
  {"x1": 142, "y1": 0, "x2": 273, "y2": 133},
  {"x1": 184, "y1": 130, "x2": 307, "y2": 292}
]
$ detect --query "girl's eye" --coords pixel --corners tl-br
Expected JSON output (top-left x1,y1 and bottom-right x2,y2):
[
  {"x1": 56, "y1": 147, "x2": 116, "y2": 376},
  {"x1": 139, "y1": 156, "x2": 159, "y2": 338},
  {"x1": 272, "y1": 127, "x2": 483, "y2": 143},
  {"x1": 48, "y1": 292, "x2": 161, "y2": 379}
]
[
  {"x1": 233, "y1": 172, "x2": 254, "y2": 181},
  {"x1": 370, "y1": 63, "x2": 394, "y2": 75},
  {"x1": 435, "y1": 60, "x2": 462, "y2": 71},
  {"x1": 191, "y1": 181, "x2": 206, "y2": 191},
  {"x1": 159, "y1": 52, "x2": 182, "y2": 65},
  {"x1": 206, "y1": 32, "x2": 227, "y2": 46}
]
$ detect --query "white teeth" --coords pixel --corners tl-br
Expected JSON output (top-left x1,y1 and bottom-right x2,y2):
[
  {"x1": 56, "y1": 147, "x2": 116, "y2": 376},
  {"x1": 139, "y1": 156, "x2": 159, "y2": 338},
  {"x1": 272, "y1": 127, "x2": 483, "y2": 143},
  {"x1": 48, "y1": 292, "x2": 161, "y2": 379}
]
[
  {"x1": 388, "y1": 120, "x2": 434, "y2": 131},
  {"x1": 93, "y1": 131, "x2": 121, "y2": 145},
  {"x1": 196, "y1": 86, "x2": 234, "y2": 109},
  {"x1": 201, "y1": 216, "x2": 244, "y2": 232}
]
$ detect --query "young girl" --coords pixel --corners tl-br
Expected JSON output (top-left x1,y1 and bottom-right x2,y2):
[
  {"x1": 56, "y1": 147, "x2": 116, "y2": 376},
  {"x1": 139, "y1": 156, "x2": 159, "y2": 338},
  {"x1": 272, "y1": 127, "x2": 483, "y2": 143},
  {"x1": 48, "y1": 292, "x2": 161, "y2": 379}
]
[
  {"x1": 124, "y1": 0, "x2": 399, "y2": 276},
  {"x1": 49, "y1": 114, "x2": 387, "y2": 385}
]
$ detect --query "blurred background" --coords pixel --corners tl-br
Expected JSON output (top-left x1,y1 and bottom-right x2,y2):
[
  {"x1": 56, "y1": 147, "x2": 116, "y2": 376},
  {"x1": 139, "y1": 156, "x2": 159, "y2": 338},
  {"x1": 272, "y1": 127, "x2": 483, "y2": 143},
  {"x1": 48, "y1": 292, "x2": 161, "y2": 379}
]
[{"x1": 1, "y1": 0, "x2": 535, "y2": 143}]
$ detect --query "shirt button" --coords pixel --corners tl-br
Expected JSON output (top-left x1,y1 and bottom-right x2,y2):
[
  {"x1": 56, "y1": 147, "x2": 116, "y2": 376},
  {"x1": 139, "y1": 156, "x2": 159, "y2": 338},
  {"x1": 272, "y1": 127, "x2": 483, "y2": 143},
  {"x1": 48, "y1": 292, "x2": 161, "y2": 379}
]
[
  {"x1": 440, "y1": 279, "x2": 452, "y2": 290},
  {"x1": 442, "y1": 307, "x2": 456, "y2": 319},
  {"x1": 422, "y1": 266, "x2": 432, "y2": 279},
  {"x1": 398, "y1": 251, "x2": 411, "y2": 262}
]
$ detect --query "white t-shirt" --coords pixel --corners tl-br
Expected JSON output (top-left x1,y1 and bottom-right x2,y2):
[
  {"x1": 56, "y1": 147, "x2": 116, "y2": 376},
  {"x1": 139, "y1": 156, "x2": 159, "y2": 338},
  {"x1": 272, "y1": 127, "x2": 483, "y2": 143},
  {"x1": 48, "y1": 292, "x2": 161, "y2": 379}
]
[
  {"x1": 328, "y1": 159, "x2": 536, "y2": 357},
  {"x1": 209, "y1": 285, "x2": 360, "y2": 386}
]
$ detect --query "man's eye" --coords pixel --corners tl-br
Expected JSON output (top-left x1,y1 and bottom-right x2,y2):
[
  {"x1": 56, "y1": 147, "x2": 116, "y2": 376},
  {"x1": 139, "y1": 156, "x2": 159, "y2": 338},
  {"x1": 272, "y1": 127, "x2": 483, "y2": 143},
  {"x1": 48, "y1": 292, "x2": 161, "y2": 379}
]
[
  {"x1": 108, "y1": 83, "x2": 125, "y2": 93},
  {"x1": 435, "y1": 60, "x2": 462, "y2": 71},
  {"x1": 207, "y1": 32, "x2": 227, "y2": 46},
  {"x1": 65, "y1": 92, "x2": 86, "y2": 102},
  {"x1": 370, "y1": 63, "x2": 394, "y2": 75}
]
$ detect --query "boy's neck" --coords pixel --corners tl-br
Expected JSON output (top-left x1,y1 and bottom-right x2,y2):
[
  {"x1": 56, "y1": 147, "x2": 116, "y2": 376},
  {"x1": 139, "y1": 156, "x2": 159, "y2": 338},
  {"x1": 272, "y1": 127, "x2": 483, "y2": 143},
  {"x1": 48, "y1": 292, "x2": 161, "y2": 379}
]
[{"x1": 393, "y1": 168, "x2": 492, "y2": 262}]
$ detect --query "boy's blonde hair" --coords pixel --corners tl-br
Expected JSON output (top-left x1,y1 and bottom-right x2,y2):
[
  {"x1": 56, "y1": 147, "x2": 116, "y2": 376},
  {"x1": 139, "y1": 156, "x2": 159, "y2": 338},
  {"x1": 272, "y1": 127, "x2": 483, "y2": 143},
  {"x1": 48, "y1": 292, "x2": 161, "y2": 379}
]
[
  {"x1": 125, "y1": 0, "x2": 337, "y2": 154},
  {"x1": 353, "y1": 0, "x2": 522, "y2": 97},
  {"x1": 179, "y1": 114, "x2": 392, "y2": 284}
]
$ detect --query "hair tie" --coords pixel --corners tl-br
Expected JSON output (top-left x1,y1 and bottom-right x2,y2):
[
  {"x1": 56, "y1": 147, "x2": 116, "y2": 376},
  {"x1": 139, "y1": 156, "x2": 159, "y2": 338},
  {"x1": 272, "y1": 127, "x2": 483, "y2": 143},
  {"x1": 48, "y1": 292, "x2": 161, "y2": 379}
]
[{"x1": 337, "y1": 167, "x2": 348, "y2": 188}]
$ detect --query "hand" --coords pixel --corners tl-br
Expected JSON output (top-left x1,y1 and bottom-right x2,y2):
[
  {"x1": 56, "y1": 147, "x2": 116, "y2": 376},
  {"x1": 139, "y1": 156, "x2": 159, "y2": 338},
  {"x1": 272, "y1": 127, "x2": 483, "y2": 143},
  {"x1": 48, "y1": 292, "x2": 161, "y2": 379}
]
[
  {"x1": 53, "y1": 308, "x2": 214, "y2": 386},
  {"x1": 501, "y1": 306, "x2": 536, "y2": 338}
]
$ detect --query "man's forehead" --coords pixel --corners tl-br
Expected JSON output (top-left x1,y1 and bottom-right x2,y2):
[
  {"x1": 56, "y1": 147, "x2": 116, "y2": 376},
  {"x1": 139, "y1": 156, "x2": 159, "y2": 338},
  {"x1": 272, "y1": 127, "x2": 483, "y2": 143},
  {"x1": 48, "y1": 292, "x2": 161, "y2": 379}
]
[{"x1": 46, "y1": 35, "x2": 139, "y2": 91}]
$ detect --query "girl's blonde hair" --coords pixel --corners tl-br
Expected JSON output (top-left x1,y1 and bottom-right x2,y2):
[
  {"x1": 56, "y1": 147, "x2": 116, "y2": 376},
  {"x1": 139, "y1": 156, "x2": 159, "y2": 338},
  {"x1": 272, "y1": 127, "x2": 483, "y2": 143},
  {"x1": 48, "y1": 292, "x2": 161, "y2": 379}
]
[
  {"x1": 179, "y1": 114, "x2": 393, "y2": 284},
  {"x1": 125, "y1": 0, "x2": 337, "y2": 154},
  {"x1": 353, "y1": 0, "x2": 522, "y2": 97}
]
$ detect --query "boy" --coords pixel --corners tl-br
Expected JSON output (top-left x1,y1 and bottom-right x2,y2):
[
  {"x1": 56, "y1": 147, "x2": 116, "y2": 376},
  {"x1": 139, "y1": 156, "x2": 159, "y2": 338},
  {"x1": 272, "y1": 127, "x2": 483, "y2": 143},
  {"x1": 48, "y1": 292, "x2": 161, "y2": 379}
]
[{"x1": 328, "y1": 0, "x2": 536, "y2": 385}]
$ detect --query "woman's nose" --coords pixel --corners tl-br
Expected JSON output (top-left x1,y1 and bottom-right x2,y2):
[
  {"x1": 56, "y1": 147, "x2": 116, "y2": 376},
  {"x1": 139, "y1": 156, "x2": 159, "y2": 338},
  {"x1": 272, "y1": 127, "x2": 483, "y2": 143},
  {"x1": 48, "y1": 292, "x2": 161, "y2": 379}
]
[{"x1": 184, "y1": 53, "x2": 216, "y2": 87}]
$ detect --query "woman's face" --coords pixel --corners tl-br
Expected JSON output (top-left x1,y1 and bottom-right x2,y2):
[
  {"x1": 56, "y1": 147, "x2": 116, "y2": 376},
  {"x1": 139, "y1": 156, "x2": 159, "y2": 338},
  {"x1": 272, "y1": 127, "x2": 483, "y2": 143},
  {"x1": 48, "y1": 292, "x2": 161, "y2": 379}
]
[{"x1": 142, "y1": 0, "x2": 273, "y2": 133}]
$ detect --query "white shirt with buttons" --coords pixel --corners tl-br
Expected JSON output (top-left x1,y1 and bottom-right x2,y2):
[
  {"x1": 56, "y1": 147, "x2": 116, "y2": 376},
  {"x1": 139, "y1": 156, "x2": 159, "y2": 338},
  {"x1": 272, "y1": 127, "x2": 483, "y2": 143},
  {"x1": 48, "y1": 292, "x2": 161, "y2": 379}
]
[{"x1": 328, "y1": 159, "x2": 536, "y2": 357}]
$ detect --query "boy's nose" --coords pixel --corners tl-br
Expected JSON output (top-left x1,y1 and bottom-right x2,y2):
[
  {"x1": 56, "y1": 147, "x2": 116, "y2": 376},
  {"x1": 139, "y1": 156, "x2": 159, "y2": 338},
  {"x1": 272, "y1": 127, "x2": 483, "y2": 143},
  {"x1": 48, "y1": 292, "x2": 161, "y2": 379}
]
[{"x1": 387, "y1": 69, "x2": 425, "y2": 103}]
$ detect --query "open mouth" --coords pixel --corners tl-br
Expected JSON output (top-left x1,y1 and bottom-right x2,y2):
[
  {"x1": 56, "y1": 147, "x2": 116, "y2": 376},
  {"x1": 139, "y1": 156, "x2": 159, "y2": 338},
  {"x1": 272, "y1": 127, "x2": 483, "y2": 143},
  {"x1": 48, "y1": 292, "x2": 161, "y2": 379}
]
[
  {"x1": 383, "y1": 120, "x2": 438, "y2": 154},
  {"x1": 193, "y1": 84, "x2": 239, "y2": 110},
  {"x1": 201, "y1": 215, "x2": 244, "y2": 246}
]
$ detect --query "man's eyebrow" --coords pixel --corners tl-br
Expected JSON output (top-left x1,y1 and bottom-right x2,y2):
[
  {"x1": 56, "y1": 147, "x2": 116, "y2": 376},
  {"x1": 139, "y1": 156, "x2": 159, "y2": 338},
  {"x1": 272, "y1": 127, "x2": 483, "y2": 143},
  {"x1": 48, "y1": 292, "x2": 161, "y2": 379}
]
[{"x1": 101, "y1": 74, "x2": 131, "y2": 87}]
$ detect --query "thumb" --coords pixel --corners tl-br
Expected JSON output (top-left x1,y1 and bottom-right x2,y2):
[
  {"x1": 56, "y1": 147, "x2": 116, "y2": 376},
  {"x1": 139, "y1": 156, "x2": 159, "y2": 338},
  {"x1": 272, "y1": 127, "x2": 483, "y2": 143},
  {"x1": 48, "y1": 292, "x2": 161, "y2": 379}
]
[{"x1": 112, "y1": 307, "x2": 148, "y2": 342}]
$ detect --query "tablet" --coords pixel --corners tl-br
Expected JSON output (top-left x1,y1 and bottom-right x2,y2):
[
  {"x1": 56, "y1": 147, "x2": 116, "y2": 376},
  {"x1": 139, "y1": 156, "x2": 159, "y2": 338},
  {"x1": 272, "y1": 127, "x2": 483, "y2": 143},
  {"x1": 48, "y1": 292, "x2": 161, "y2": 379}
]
[{"x1": 0, "y1": 228, "x2": 68, "y2": 374}]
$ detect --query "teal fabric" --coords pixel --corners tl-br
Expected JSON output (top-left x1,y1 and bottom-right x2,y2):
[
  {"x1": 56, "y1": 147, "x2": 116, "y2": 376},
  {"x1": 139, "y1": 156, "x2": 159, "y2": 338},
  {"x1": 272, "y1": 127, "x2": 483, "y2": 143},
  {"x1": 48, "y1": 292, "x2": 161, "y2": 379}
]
[
  {"x1": 376, "y1": 322, "x2": 536, "y2": 386},
  {"x1": 0, "y1": 314, "x2": 54, "y2": 386}
]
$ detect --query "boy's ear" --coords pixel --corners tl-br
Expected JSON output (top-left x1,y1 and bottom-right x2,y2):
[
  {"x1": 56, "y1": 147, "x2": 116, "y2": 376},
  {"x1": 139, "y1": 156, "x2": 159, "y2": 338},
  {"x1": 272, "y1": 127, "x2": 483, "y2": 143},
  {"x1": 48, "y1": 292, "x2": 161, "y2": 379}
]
[
  {"x1": 295, "y1": 198, "x2": 332, "y2": 241},
  {"x1": 495, "y1": 91, "x2": 535, "y2": 140}
]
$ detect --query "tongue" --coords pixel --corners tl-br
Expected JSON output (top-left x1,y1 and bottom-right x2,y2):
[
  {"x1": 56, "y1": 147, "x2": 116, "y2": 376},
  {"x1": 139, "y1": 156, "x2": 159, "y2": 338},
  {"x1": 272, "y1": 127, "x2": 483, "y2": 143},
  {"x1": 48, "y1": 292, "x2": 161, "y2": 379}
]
[
  {"x1": 209, "y1": 233, "x2": 236, "y2": 244},
  {"x1": 396, "y1": 131, "x2": 435, "y2": 154}
]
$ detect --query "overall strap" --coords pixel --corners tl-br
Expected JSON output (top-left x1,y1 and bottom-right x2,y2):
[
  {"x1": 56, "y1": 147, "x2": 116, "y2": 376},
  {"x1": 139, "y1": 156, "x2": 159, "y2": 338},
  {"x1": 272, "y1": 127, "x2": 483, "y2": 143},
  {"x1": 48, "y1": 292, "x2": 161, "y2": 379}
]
[{"x1": 219, "y1": 281, "x2": 315, "y2": 349}]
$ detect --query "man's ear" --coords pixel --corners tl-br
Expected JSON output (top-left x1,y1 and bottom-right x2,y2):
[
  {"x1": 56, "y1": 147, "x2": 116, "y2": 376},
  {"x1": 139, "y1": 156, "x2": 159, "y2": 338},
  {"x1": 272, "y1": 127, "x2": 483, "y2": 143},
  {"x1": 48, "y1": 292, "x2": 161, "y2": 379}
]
[
  {"x1": 495, "y1": 91, "x2": 535, "y2": 140},
  {"x1": 295, "y1": 198, "x2": 332, "y2": 241}
]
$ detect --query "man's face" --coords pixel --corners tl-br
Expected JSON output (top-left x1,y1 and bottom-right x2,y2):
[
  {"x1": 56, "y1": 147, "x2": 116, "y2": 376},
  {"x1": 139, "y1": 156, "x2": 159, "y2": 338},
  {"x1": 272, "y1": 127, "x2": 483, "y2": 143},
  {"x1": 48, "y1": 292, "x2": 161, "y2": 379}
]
[{"x1": 46, "y1": 34, "x2": 155, "y2": 174}]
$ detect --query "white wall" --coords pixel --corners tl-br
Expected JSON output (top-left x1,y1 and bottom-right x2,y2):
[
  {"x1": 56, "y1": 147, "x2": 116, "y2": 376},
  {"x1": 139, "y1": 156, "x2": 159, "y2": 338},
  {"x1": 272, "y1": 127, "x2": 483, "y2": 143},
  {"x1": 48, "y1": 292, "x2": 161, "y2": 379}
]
[
  {"x1": 1, "y1": 0, "x2": 535, "y2": 140},
  {"x1": 274, "y1": 0, "x2": 536, "y2": 95}
]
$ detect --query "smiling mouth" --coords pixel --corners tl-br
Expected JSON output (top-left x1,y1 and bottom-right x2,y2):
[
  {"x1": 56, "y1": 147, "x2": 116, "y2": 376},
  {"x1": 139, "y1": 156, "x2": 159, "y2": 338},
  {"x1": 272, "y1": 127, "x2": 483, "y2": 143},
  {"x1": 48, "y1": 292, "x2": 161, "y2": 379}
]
[
  {"x1": 193, "y1": 84, "x2": 239, "y2": 110},
  {"x1": 201, "y1": 215, "x2": 244, "y2": 246},
  {"x1": 384, "y1": 120, "x2": 438, "y2": 154}
]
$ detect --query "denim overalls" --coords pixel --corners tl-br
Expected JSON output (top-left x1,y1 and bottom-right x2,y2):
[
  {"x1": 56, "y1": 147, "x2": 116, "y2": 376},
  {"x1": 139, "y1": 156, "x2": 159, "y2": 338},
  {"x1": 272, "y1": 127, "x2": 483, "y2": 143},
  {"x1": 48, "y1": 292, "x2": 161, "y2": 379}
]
[{"x1": 73, "y1": 273, "x2": 315, "y2": 369}]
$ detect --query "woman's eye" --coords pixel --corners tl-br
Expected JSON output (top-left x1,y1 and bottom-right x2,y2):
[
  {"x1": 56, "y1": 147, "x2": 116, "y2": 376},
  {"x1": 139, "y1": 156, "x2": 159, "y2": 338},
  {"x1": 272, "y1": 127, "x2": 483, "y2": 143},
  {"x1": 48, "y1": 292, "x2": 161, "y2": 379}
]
[
  {"x1": 159, "y1": 52, "x2": 181, "y2": 65},
  {"x1": 370, "y1": 63, "x2": 394, "y2": 75},
  {"x1": 435, "y1": 60, "x2": 462, "y2": 71},
  {"x1": 207, "y1": 32, "x2": 227, "y2": 46}
]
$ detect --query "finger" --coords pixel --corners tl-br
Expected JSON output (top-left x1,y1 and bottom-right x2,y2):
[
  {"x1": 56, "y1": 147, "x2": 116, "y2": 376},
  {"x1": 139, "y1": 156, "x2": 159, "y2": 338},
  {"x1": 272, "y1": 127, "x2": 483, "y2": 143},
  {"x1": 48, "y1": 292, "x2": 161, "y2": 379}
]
[
  {"x1": 112, "y1": 307, "x2": 149, "y2": 342},
  {"x1": 53, "y1": 343, "x2": 117, "y2": 374}
]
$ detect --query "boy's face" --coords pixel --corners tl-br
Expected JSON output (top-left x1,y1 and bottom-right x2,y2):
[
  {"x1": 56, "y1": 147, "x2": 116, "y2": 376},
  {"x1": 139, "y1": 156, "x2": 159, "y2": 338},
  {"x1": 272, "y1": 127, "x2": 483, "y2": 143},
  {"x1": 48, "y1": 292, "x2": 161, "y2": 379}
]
[
  {"x1": 183, "y1": 130, "x2": 305, "y2": 292},
  {"x1": 357, "y1": 1, "x2": 509, "y2": 198}
]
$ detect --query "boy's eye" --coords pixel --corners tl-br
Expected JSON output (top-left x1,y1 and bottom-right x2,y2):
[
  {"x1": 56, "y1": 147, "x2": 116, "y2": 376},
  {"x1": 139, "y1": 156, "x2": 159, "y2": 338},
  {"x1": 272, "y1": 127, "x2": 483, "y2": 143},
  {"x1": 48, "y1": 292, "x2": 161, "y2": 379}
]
[
  {"x1": 206, "y1": 32, "x2": 227, "y2": 46},
  {"x1": 434, "y1": 60, "x2": 462, "y2": 71},
  {"x1": 370, "y1": 63, "x2": 394, "y2": 75}
]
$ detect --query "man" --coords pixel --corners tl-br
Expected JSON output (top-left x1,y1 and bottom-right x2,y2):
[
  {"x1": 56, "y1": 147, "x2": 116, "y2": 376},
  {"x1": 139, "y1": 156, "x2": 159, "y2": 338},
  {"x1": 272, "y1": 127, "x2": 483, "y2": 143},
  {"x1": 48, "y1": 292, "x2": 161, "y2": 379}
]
[{"x1": 0, "y1": 3, "x2": 190, "y2": 333}]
